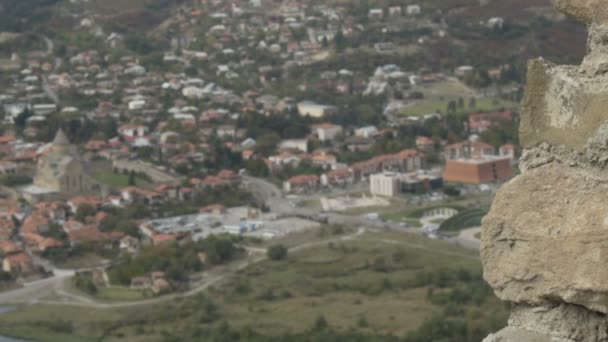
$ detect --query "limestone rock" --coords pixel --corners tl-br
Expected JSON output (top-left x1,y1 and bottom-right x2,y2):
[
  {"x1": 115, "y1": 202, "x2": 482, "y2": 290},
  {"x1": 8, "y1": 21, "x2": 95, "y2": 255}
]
[
  {"x1": 483, "y1": 304, "x2": 608, "y2": 342},
  {"x1": 520, "y1": 59, "x2": 608, "y2": 151},
  {"x1": 482, "y1": 327, "x2": 553, "y2": 342},
  {"x1": 481, "y1": 162, "x2": 608, "y2": 314},
  {"x1": 508, "y1": 304, "x2": 608, "y2": 341},
  {"x1": 483, "y1": 0, "x2": 608, "y2": 340},
  {"x1": 552, "y1": 0, "x2": 608, "y2": 25}
]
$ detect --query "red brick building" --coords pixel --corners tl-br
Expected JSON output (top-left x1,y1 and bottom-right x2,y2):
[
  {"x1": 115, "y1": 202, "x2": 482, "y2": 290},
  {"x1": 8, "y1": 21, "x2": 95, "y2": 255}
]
[{"x1": 443, "y1": 157, "x2": 514, "y2": 184}]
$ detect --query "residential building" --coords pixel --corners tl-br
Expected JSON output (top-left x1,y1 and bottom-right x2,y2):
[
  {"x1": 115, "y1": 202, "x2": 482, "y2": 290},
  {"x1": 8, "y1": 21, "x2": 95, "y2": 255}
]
[
  {"x1": 406, "y1": 4, "x2": 422, "y2": 15},
  {"x1": 283, "y1": 174, "x2": 320, "y2": 193},
  {"x1": 355, "y1": 126, "x2": 379, "y2": 138},
  {"x1": 321, "y1": 168, "x2": 355, "y2": 187},
  {"x1": 468, "y1": 110, "x2": 513, "y2": 133},
  {"x1": 445, "y1": 141, "x2": 496, "y2": 161},
  {"x1": 279, "y1": 139, "x2": 308, "y2": 152},
  {"x1": 118, "y1": 124, "x2": 148, "y2": 138},
  {"x1": 415, "y1": 136, "x2": 434, "y2": 152},
  {"x1": 297, "y1": 101, "x2": 337, "y2": 118},
  {"x1": 352, "y1": 149, "x2": 425, "y2": 180},
  {"x1": 311, "y1": 123, "x2": 343, "y2": 142},
  {"x1": 0, "y1": 161, "x2": 17, "y2": 175}
]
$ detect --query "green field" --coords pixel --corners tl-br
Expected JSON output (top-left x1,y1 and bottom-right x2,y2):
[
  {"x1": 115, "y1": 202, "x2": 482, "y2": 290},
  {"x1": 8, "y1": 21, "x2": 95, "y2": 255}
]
[
  {"x1": 439, "y1": 208, "x2": 489, "y2": 232},
  {"x1": 93, "y1": 172, "x2": 150, "y2": 188},
  {"x1": 96, "y1": 287, "x2": 149, "y2": 301},
  {"x1": 379, "y1": 212, "x2": 423, "y2": 227},
  {"x1": 398, "y1": 80, "x2": 518, "y2": 117},
  {"x1": 402, "y1": 97, "x2": 518, "y2": 117},
  {"x1": 0, "y1": 231, "x2": 508, "y2": 341}
]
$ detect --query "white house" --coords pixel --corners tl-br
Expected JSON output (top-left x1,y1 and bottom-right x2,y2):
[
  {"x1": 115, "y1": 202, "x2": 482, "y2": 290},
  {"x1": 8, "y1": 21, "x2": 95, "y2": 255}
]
[
  {"x1": 368, "y1": 8, "x2": 384, "y2": 20},
  {"x1": 128, "y1": 99, "x2": 146, "y2": 111},
  {"x1": 0, "y1": 161, "x2": 17, "y2": 175},
  {"x1": 119, "y1": 124, "x2": 148, "y2": 138},
  {"x1": 406, "y1": 5, "x2": 422, "y2": 15},
  {"x1": 182, "y1": 87, "x2": 205, "y2": 99},
  {"x1": 311, "y1": 123, "x2": 343, "y2": 142},
  {"x1": 488, "y1": 17, "x2": 505, "y2": 29},
  {"x1": 279, "y1": 139, "x2": 308, "y2": 152},
  {"x1": 124, "y1": 65, "x2": 146, "y2": 76},
  {"x1": 355, "y1": 126, "x2": 379, "y2": 138},
  {"x1": 297, "y1": 101, "x2": 337, "y2": 118}
]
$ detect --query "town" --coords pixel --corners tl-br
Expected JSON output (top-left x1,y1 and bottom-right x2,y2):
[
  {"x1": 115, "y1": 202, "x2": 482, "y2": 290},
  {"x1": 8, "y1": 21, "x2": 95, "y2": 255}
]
[{"x1": 0, "y1": 0, "x2": 586, "y2": 341}]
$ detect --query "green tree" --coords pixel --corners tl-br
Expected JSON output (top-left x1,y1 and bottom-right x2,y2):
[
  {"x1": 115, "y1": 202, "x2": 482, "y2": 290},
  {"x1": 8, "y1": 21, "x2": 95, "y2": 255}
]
[
  {"x1": 128, "y1": 171, "x2": 136, "y2": 186},
  {"x1": 469, "y1": 97, "x2": 477, "y2": 109},
  {"x1": 255, "y1": 133, "x2": 281, "y2": 156},
  {"x1": 267, "y1": 244, "x2": 288, "y2": 261},
  {"x1": 334, "y1": 29, "x2": 347, "y2": 51},
  {"x1": 447, "y1": 100, "x2": 457, "y2": 114},
  {"x1": 75, "y1": 204, "x2": 96, "y2": 222},
  {"x1": 245, "y1": 158, "x2": 269, "y2": 177}
]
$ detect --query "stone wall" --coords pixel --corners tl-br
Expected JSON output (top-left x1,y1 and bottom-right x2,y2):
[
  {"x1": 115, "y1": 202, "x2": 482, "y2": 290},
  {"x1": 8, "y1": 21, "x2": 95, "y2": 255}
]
[{"x1": 481, "y1": 1, "x2": 608, "y2": 341}]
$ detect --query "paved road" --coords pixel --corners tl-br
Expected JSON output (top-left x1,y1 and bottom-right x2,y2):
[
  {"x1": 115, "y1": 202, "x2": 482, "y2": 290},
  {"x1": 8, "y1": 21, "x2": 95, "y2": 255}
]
[
  {"x1": 0, "y1": 176, "x2": 478, "y2": 308},
  {"x1": 243, "y1": 176, "x2": 420, "y2": 234},
  {"x1": 455, "y1": 227, "x2": 481, "y2": 250},
  {"x1": 0, "y1": 229, "x2": 367, "y2": 308},
  {"x1": 39, "y1": 34, "x2": 61, "y2": 105}
]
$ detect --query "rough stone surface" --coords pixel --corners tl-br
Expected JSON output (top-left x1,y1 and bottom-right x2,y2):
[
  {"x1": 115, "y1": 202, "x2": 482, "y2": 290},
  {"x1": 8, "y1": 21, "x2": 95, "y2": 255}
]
[
  {"x1": 552, "y1": 0, "x2": 608, "y2": 25},
  {"x1": 482, "y1": 0, "x2": 608, "y2": 340},
  {"x1": 483, "y1": 304, "x2": 608, "y2": 342},
  {"x1": 482, "y1": 327, "x2": 554, "y2": 342},
  {"x1": 520, "y1": 59, "x2": 608, "y2": 151},
  {"x1": 482, "y1": 162, "x2": 608, "y2": 314},
  {"x1": 508, "y1": 304, "x2": 608, "y2": 341}
]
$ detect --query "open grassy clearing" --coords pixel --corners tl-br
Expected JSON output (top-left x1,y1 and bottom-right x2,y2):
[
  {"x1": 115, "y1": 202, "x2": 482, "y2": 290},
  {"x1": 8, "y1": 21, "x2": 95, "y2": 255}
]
[
  {"x1": 92, "y1": 171, "x2": 151, "y2": 188},
  {"x1": 0, "y1": 231, "x2": 507, "y2": 341},
  {"x1": 96, "y1": 287, "x2": 150, "y2": 302},
  {"x1": 397, "y1": 79, "x2": 518, "y2": 117},
  {"x1": 210, "y1": 231, "x2": 504, "y2": 336},
  {"x1": 439, "y1": 208, "x2": 488, "y2": 232},
  {"x1": 402, "y1": 97, "x2": 518, "y2": 117},
  {"x1": 379, "y1": 212, "x2": 423, "y2": 227}
]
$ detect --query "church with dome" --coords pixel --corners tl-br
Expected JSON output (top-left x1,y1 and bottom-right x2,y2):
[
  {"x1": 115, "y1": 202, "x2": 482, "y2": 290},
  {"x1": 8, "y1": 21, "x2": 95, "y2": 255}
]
[{"x1": 21, "y1": 129, "x2": 96, "y2": 203}]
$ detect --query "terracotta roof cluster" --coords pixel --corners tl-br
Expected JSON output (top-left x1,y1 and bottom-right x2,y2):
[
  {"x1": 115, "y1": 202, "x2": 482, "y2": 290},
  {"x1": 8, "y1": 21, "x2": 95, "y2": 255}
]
[
  {"x1": 200, "y1": 204, "x2": 226, "y2": 213},
  {"x1": 193, "y1": 169, "x2": 240, "y2": 188},
  {"x1": 352, "y1": 149, "x2": 423, "y2": 171},
  {"x1": 287, "y1": 174, "x2": 320, "y2": 186},
  {"x1": 0, "y1": 216, "x2": 15, "y2": 240},
  {"x1": 67, "y1": 226, "x2": 124, "y2": 244}
]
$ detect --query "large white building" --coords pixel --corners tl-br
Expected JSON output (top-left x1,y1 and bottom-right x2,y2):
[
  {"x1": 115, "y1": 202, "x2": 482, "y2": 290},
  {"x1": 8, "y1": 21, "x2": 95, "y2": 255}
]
[
  {"x1": 370, "y1": 172, "x2": 401, "y2": 197},
  {"x1": 370, "y1": 170, "x2": 443, "y2": 197}
]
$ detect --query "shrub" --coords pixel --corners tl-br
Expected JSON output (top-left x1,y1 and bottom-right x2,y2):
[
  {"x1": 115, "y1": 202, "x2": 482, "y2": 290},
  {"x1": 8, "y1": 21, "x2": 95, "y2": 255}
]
[{"x1": 266, "y1": 244, "x2": 288, "y2": 261}]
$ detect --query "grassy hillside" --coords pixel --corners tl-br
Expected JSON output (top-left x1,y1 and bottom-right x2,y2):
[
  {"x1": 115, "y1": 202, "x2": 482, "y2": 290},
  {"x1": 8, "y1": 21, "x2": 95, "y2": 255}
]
[{"x1": 0, "y1": 231, "x2": 508, "y2": 342}]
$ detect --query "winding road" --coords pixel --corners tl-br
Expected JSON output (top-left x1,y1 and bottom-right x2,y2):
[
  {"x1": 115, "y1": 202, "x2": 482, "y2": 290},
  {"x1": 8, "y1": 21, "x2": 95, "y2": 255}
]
[
  {"x1": 0, "y1": 228, "x2": 367, "y2": 308},
  {"x1": 456, "y1": 227, "x2": 482, "y2": 250},
  {"x1": 0, "y1": 177, "x2": 481, "y2": 309}
]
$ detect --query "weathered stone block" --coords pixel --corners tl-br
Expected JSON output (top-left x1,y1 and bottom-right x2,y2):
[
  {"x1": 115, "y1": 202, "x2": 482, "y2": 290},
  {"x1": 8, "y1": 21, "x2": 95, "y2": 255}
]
[
  {"x1": 520, "y1": 59, "x2": 608, "y2": 151},
  {"x1": 482, "y1": 162, "x2": 608, "y2": 314},
  {"x1": 552, "y1": 0, "x2": 608, "y2": 25},
  {"x1": 483, "y1": 304, "x2": 608, "y2": 342}
]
